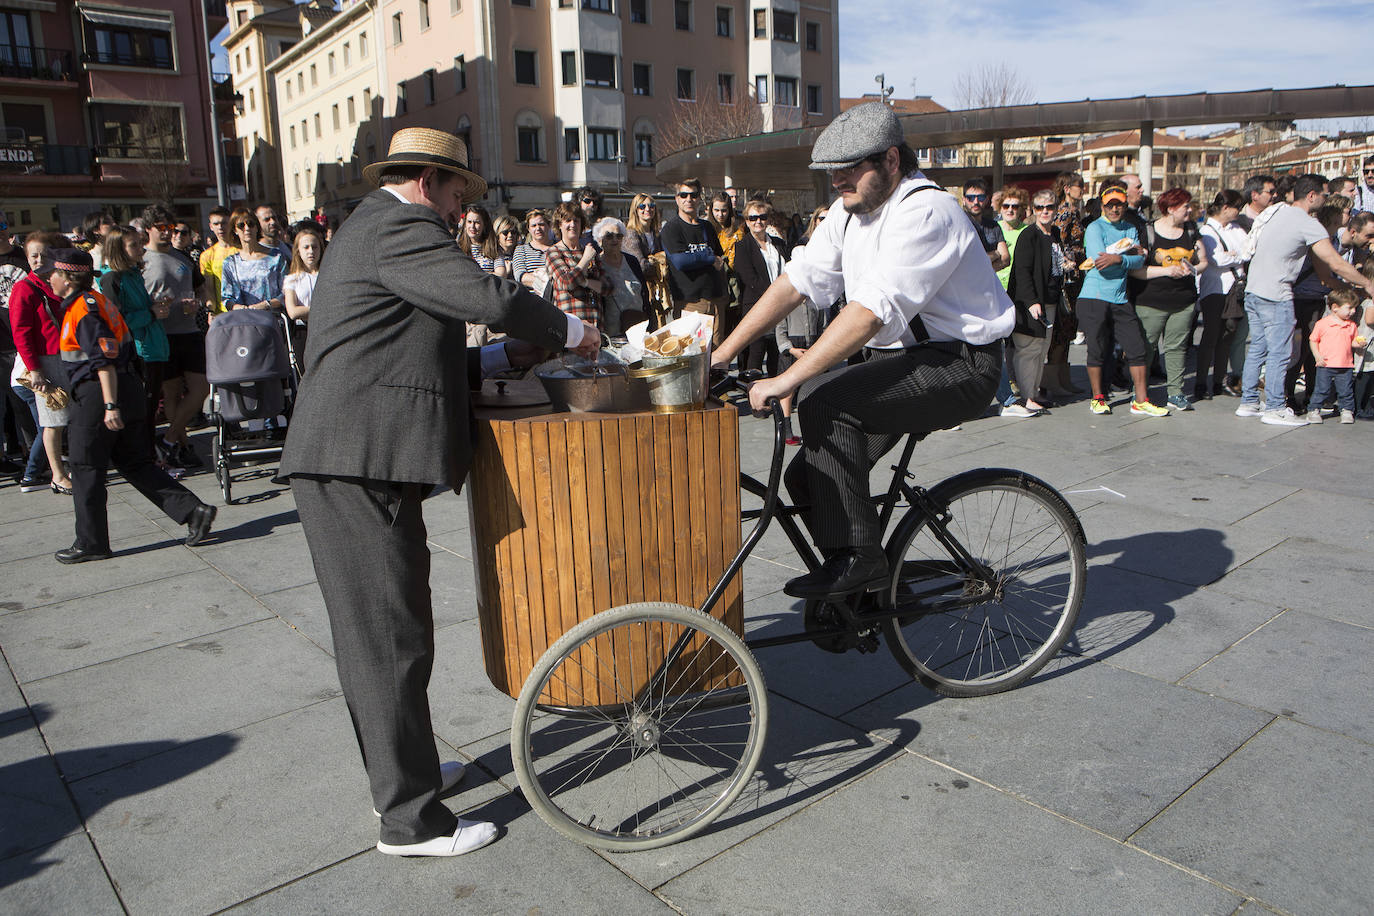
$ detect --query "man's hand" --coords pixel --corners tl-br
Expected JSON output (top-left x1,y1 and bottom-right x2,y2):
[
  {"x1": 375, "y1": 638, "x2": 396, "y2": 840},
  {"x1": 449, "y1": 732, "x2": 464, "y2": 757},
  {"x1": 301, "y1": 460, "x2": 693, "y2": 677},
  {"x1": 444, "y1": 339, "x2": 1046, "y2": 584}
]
[
  {"x1": 747, "y1": 374, "x2": 794, "y2": 415},
  {"x1": 571, "y1": 320, "x2": 601, "y2": 358},
  {"x1": 502, "y1": 339, "x2": 548, "y2": 369},
  {"x1": 1093, "y1": 252, "x2": 1123, "y2": 270},
  {"x1": 1029, "y1": 304, "x2": 1043, "y2": 321}
]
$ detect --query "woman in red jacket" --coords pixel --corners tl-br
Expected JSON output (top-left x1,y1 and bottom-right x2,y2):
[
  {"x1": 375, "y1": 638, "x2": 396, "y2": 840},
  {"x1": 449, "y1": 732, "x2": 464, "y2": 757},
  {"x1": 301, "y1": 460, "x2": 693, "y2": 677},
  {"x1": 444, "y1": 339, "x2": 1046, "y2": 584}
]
[{"x1": 8, "y1": 231, "x2": 74, "y2": 493}]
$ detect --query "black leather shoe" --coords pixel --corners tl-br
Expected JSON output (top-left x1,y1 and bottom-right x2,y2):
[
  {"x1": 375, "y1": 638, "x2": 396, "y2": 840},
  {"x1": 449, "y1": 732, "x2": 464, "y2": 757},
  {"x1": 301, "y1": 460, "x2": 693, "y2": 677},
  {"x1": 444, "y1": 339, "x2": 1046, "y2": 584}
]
[
  {"x1": 55, "y1": 545, "x2": 112, "y2": 564},
  {"x1": 185, "y1": 504, "x2": 217, "y2": 546},
  {"x1": 784, "y1": 546, "x2": 889, "y2": 599}
]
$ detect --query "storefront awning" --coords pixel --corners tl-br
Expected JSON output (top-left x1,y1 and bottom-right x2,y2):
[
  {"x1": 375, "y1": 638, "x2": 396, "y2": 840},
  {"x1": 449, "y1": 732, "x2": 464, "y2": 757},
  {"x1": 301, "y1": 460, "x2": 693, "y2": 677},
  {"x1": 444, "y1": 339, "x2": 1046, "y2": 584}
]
[{"x1": 78, "y1": 6, "x2": 172, "y2": 30}]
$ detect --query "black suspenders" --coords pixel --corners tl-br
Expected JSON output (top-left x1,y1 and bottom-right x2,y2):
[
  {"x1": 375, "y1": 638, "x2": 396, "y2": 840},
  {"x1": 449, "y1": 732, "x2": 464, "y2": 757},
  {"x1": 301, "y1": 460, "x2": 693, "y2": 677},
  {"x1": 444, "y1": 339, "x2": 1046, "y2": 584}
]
[{"x1": 842, "y1": 183, "x2": 941, "y2": 344}]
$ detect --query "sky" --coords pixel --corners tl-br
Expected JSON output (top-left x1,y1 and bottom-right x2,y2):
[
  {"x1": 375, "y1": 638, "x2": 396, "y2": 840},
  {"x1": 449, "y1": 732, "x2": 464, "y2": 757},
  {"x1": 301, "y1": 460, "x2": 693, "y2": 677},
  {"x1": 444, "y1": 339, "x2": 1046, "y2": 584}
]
[{"x1": 837, "y1": 0, "x2": 1372, "y2": 134}]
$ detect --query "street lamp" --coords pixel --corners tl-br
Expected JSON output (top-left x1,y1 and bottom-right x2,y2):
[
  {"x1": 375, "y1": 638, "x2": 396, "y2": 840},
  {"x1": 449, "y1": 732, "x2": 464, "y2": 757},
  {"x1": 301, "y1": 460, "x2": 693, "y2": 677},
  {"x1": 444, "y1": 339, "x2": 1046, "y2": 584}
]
[{"x1": 874, "y1": 73, "x2": 894, "y2": 106}]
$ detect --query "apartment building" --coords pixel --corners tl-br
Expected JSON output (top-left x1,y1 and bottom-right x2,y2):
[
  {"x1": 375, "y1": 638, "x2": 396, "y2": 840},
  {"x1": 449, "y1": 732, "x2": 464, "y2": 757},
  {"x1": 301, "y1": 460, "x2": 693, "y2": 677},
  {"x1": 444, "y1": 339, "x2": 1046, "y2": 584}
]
[
  {"x1": 268, "y1": 0, "x2": 378, "y2": 221},
  {"x1": 1045, "y1": 129, "x2": 1229, "y2": 201},
  {"x1": 222, "y1": 0, "x2": 338, "y2": 209},
  {"x1": 1, "y1": 0, "x2": 226, "y2": 234},
  {"x1": 267, "y1": 0, "x2": 838, "y2": 221}
]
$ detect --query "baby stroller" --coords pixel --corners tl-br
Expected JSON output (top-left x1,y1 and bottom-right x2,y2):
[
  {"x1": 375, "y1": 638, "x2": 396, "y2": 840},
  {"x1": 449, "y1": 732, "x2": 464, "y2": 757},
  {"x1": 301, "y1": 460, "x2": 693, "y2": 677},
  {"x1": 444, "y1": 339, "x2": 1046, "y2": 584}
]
[{"x1": 205, "y1": 310, "x2": 299, "y2": 504}]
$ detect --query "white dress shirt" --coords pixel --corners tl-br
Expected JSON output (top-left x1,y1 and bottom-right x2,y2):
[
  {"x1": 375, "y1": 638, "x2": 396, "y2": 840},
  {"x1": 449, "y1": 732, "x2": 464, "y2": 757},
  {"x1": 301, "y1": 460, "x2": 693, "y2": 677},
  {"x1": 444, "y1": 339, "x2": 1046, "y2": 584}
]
[{"x1": 784, "y1": 171, "x2": 1014, "y2": 348}]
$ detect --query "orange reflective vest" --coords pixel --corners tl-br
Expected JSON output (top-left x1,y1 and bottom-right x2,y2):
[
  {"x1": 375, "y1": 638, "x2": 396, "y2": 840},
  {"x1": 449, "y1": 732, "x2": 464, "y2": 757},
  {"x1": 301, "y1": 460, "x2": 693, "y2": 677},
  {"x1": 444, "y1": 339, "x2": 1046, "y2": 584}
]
[{"x1": 59, "y1": 289, "x2": 132, "y2": 364}]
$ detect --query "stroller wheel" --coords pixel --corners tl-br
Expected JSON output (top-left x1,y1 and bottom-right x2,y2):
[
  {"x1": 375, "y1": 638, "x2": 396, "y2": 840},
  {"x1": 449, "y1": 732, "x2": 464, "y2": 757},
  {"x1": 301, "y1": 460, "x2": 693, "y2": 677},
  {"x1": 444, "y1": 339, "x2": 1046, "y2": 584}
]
[{"x1": 213, "y1": 438, "x2": 232, "y2": 504}]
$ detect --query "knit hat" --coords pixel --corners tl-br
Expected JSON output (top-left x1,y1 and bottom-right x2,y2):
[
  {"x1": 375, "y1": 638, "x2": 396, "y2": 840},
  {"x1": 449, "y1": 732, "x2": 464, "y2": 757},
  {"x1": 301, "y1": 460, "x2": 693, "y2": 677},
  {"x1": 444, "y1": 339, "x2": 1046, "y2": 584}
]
[{"x1": 809, "y1": 102, "x2": 905, "y2": 171}]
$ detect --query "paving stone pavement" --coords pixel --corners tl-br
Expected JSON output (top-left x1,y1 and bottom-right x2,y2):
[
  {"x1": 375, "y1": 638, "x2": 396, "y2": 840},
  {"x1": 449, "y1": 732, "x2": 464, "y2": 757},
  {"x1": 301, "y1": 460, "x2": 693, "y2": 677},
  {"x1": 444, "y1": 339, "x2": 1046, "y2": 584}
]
[{"x1": 2, "y1": 365, "x2": 1372, "y2": 916}]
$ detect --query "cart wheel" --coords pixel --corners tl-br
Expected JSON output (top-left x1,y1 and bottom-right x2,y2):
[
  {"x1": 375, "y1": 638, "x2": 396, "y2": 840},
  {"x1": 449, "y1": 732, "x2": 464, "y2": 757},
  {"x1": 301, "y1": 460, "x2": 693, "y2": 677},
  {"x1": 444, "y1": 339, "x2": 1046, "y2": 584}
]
[
  {"x1": 511, "y1": 602, "x2": 768, "y2": 851},
  {"x1": 213, "y1": 437, "x2": 231, "y2": 504},
  {"x1": 883, "y1": 469, "x2": 1086, "y2": 697}
]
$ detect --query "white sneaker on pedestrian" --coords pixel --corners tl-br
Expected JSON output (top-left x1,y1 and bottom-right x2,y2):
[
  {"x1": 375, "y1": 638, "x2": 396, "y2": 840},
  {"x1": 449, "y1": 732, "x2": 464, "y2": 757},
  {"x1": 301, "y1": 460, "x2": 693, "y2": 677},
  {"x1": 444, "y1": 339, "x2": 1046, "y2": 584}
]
[
  {"x1": 1305, "y1": 409, "x2": 1323, "y2": 424},
  {"x1": 1340, "y1": 409, "x2": 1355, "y2": 424},
  {"x1": 376, "y1": 818, "x2": 498, "y2": 857},
  {"x1": 1234, "y1": 403, "x2": 1263, "y2": 418},
  {"x1": 1261, "y1": 407, "x2": 1309, "y2": 427},
  {"x1": 1072, "y1": 331, "x2": 1086, "y2": 345},
  {"x1": 1000, "y1": 403, "x2": 1037, "y2": 418}
]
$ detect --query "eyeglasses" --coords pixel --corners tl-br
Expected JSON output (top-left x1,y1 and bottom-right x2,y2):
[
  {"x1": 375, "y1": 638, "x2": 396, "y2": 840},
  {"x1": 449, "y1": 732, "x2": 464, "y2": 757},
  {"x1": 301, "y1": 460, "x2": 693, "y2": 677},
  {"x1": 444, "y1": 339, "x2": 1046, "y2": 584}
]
[
  {"x1": 964, "y1": 194, "x2": 988, "y2": 202},
  {"x1": 1102, "y1": 201, "x2": 1126, "y2": 209},
  {"x1": 1364, "y1": 169, "x2": 1374, "y2": 174},
  {"x1": 173, "y1": 227, "x2": 192, "y2": 234},
  {"x1": 1001, "y1": 203, "x2": 1022, "y2": 210},
  {"x1": 602, "y1": 232, "x2": 622, "y2": 240},
  {"x1": 581, "y1": 197, "x2": 596, "y2": 204},
  {"x1": 745, "y1": 214, "x2": 767, "y2": 222},
  {"x1": 637, "y1": 203, "x2": 654, "y2": 209},
  {"x1": 500, "y1": 229, "x2": 518, "y2": 235},
  {"x1": 677, "y1": 191, "x2": 701, "y2": 199},
  {"x1": 153, "y1": 223, "x2": 175, "y2": 233},
  {"x1": 815, "y1": 214, "x2": 826, "y2": 221},
  {"x1": 1032, "y1": 204, "x2": 1055, "y2": 211}
]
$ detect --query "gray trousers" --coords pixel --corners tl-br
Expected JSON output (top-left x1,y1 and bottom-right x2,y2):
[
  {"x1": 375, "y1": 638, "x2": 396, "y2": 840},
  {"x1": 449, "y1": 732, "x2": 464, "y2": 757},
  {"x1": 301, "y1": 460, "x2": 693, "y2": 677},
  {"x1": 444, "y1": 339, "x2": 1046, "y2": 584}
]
[
  {"x1": 292, "y1": 475, "x2": 458, "y2": 845},
  {"x1": 785, "y1": 342, "x2": 1002, "y2": 550}
]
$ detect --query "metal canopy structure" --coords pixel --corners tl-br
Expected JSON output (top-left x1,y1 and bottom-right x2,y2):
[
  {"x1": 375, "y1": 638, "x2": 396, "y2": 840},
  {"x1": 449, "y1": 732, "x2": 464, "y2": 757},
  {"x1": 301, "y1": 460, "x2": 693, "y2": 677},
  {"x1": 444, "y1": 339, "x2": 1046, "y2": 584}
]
[{"x1": 655, "y1": 84, "x2": 1374, "y2": 190}]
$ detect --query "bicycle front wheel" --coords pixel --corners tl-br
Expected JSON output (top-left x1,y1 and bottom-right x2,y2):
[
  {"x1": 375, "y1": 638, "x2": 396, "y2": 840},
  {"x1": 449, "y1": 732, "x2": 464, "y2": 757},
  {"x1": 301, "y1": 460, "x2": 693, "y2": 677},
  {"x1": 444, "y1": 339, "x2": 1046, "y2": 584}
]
[
  {"x1": 883, "y1": 469, "x2": 1086, "y2": 697},
  {"x1": 511, "y1": 602, "x2": 768, "y2": 851}
]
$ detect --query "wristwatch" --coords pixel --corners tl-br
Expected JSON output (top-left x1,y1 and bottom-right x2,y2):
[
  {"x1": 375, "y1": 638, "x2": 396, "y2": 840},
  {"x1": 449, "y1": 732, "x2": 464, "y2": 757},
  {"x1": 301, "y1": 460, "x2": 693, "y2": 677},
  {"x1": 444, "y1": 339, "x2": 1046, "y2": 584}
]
[{"x1": 104, "y1": 402, "x2": 119, "y2": 411}]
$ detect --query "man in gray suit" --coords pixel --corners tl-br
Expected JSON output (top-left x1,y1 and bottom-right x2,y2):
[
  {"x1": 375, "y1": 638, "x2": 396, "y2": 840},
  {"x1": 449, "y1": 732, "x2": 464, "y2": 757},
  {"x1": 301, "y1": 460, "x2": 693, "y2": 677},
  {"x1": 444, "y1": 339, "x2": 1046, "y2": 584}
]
[{"x1": 279, "y1": 128, "x2": 598, "y2": 857}]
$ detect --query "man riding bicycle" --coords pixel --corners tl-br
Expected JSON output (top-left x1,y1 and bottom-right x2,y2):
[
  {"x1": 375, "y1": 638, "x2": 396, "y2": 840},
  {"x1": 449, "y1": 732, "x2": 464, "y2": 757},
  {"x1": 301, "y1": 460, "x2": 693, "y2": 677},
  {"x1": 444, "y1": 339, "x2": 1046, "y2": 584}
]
[{"x1": 712, "y1": 102, "x2": 1014, "y2": 601}]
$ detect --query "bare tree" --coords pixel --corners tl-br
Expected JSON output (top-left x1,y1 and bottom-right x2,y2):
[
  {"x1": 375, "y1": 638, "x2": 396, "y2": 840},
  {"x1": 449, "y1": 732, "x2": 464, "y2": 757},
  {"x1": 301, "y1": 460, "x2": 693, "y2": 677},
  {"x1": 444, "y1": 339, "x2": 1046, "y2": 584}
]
[
  {"x1": 951, "y1": 64, "x2": 1035, "y2": 110},
  {"x1": 656, "y1": 93, "x2": 765, "y2": 159},
  {"x1": 134, "y1": 103, "x2": 187, "y2": 209}
]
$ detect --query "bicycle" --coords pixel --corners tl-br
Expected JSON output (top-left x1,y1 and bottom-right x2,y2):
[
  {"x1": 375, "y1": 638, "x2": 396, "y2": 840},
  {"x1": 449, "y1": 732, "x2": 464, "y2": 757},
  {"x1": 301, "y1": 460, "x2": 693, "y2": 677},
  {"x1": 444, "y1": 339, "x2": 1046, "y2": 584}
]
[{"x1": 509, "y1": 384, "x2": 1087, "y2": 851}]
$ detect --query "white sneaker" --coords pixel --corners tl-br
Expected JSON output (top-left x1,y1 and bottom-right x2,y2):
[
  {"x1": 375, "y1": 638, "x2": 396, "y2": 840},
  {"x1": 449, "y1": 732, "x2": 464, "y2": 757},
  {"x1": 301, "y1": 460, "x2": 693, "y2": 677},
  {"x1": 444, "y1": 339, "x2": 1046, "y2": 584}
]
[
  {"x1": 1072, "y1": 331, "x2": 1086, "y2": 345},
  {"x1": 1305, "y1": 409, "x2": 1323, "y2": 424},
  {"x1": 1340, "y1": 409, "x2": 1355, "y2": 424},
  {"x1": 1261, "y1": 407, "x2": 1309, "y2": 427},
  {"x1": 373, "y1": 761, "x2": 468, "y2": 817},
  {"x1": 1234, "y1": 403, "x2": 1263, "y2": 418},
  {"x1": 376, "y1": 818, "x2": 498, "y2": 857},
  {"x1": 1000, "y1": 403, "x2": 1036, "y2": 418}
]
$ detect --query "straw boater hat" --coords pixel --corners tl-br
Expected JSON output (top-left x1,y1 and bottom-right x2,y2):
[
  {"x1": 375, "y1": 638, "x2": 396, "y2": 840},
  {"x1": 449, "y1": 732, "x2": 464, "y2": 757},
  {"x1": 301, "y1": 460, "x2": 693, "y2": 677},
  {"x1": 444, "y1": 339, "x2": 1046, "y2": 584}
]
[{"x1": 362, "y1": 127, "x2": 488, "y2": 203}]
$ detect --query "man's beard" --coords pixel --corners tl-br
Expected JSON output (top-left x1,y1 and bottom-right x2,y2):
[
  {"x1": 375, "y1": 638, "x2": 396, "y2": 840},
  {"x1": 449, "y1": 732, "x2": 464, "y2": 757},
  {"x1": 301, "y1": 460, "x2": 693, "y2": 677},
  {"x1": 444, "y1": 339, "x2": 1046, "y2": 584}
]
[{"x1": 842, "y1": 169, "x2": 900, "y2": 215}]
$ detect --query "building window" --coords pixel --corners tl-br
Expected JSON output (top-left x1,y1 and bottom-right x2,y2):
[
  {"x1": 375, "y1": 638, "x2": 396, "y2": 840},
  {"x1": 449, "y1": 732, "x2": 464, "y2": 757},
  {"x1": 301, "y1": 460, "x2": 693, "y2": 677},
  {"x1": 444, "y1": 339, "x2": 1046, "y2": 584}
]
[
  {"x1": 328, "y1": 51, "x2": 336, "y2": 75},
  {"x1": 314, "y1": 113, "x2": 321, "y2": 137},
  {"x1": 310, "y1": 63, "x2": 317, "y2": 85},
  {"x1": 363, "y1": 88, "x2": 372, "y2": 110},
  {"x1": 297, "y1": 72, "x2": 304, "y2": 92},
  {"x1": 584, "y1": 51, "x2": 615, "y2": 88},
  {"x1": 632, "y1": 62, "x2": 651, "y2": 96},
  {"x1": 564, "y1": 127, "x2": 580, "y2": 161},
  {"x1": 517, "y1": 125, "x2": 541, "y2": 162},
  {"x1": 352, "y1": 153, "x2": 362, "y2": 182},
  {"x1": 752, "y1": 8, "x2": 766, "y2": 37},
  {"x1": 775, "y1": 76, "x2": 797, "y2": 106},
  {"x1": 423, "y1": 68, "x2": 436, "y2": 104},
  {"x1": 294, "y1": 172, "x2": 301, "y2": 198},
  {"x1": 289, "y1": 124, "x2": 296, "y2": 148},
  {"x1": 806, "y1": 83, "x2": 822, "y2": 115},
  {"x1": 583, "y1": 0, "x2": 612, "y2": 10},
  {"x1": 347, "y1": 96, "x2": 356, "y2": 123},
  {"x1": 587, "y1": 128, "x2": 618, "y2": 161},
  {"x1": 248, "y1": 87, "x2": 255, "y2": 111},
  {"x1": 360, "y1": 32, "x2": 368, "y2": 57},
  {"x1": 245, "y1": 45, "x2": 251, "y2": 67},
  {"x1": 454, "y1": 55, "x2": 466, "y2": 91},
  {"x1": 285, "y1": 80, "x2": 292, "y2": 100},
  {"x1": 512, "y1": 0, "x2": 532, "y2": 5},
  {"x1": 234, "y1": 53, "x2": 240, "y2": 74},
  {"x1": 754, "y1": 74, "x2": 767, "y2": 104},
  {"x1": 772, "y1": 9, "x2": 795, "y2": 41},
  {"x1": 419, "y1": 0, "x2": 430, "y2": 29},
  {"x1": 634, "y1": 132, "x2": 653, "y2": 167},
  {"x1": 561, "y1": 51, "x2": 576, "y2": 86},
  {"x1": 674, "y1": 0, "x2": 690, "y2": 30},
  {"x1": 237, "y1": 9, "x2": 247, "y2": 25},
  {"x1": 715, "y1": 5, "x2": 731, "y2": 36},
  {"x1": 395, "y1": 82, "x2": 407, "y2": 114},
  {"x1": 717, "y1": 72, "x2": 734, "y2": 103},
  {"x1": 306, "y1": 165, "x2": 312, "y2": 189},
  {"x1": 676, "y1": 67, "x2": 694, "y2": 100},
  {"x1": 90, "y1": 102, "x2": 184, "y2": 159},
  {"x1": 805, "y1": 20, "x2": 819, "y2": 50},
  {"x1": 630, "y1": 0, "x2": 647, "y2": 21},
  {"x1": 343, "y1": 42, "x2": 350, "y2": 66},
  {"x1": 331, "y1": 103, "x2": 340, "y2": 130},
  {"x1": 513, "y1": 49, "x2": 537, "y2": 85},
  {"x1": 81, "y1": 8, "x2": 176, "y2": 70},
  {"x1": 300, "y1": 119, "x2": 307, "y2": 141},
  {"x1": 391, "y1": 13, "x2": 402, "y2": 45}
]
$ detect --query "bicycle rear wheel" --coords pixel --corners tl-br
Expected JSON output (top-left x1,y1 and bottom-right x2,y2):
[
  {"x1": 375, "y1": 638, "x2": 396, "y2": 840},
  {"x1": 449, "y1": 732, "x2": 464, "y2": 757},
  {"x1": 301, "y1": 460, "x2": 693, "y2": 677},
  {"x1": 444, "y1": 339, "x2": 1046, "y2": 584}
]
[
  {"x1": 511, "y1": 602, "x2": 768, "y2": 851},
  {"x1": 883, "y1": 469, "x2": 1085, "y2": 697}
]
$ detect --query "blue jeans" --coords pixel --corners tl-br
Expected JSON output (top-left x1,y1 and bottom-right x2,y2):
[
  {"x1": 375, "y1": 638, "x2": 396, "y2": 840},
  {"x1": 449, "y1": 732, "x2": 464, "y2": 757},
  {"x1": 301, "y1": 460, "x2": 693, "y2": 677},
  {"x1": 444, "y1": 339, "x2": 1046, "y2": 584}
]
[
  {"x1": 10, "y1": 384, "x2": 47, "y2": 479},
  {"x1": 1310, "y1": 366, "x2": 1354, "y2": 412},
  {"x1": 995, "y1": 340, "x2": 1015, "y2": 406},
  {"x1": 1241, "y1": 292, "x2": 1295, "y2": 411}
]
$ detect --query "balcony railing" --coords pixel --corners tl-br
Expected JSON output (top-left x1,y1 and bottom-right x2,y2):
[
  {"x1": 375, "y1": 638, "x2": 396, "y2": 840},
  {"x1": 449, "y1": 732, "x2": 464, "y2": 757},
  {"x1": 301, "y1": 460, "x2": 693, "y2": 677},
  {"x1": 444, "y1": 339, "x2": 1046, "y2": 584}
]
[
  {"x1": 0, "y1": 45, "x2": 76, "y2": 82},
  {"x1": 83, "y1": 47, "x2": 174, "y2": 70},
  {"x1": 43, "y1": 144, "x2": 93, "y2": 175},
  {"x1": 95, "y1": 142, "x2": 185, "y2": 161}
]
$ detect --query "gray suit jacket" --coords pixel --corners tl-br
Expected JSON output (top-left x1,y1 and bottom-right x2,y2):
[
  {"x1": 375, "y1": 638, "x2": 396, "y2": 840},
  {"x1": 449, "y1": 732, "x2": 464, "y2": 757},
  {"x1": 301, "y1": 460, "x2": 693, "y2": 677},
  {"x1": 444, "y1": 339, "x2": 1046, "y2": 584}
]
[{"x1": 279, "y1": 189, "x2": 569, "y2": 489}]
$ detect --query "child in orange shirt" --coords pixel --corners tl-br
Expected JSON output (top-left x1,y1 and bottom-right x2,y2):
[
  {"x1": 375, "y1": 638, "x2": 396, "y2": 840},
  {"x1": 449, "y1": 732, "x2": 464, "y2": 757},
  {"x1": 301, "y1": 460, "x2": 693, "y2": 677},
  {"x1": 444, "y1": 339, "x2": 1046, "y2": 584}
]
[{"x1": 1307, "y1": 287, "x2": 1361, "y2": 425}]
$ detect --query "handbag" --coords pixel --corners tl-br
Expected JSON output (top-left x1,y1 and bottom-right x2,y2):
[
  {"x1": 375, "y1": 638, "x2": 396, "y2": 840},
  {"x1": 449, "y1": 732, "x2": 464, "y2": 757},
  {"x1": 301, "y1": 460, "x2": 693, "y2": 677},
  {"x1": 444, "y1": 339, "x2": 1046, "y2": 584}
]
[{"x1": 1208, "y1": 223, "x2": 1247, "y2": 322}]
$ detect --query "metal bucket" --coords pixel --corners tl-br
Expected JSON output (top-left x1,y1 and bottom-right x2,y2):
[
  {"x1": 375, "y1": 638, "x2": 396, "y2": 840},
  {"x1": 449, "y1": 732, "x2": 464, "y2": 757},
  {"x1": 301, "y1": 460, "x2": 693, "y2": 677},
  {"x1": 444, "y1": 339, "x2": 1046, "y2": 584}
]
[{"x1": 627, "y1": 351, "x2": 709, "y2": 413}]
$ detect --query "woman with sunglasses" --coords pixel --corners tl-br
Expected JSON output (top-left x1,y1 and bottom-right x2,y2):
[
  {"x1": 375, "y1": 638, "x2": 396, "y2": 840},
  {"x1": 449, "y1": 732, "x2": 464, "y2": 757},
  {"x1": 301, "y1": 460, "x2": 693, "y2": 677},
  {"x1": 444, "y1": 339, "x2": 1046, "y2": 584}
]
[
  {"x1": 624, "y1": 194, "x2": 662, "y2": 263},
  {"x1": 734, "y1": 200, "x2": 787, "y2": 382},
  {"x1": 490, "y1": 216, "x2": 522, "y2": 280},
  {"x1": 220, "y1": 208, "x2": 287, "y2": 312},
  {"x1": 1006, "y1": 189, "x2": 1070, "y2": 417}
]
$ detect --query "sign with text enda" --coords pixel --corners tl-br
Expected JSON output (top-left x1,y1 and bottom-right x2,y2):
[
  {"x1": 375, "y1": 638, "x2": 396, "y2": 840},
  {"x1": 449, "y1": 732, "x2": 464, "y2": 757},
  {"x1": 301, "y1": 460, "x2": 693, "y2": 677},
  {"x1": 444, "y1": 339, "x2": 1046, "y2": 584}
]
[{"x1": 0, "y1": 143, "x2": 44, "y2": 175}]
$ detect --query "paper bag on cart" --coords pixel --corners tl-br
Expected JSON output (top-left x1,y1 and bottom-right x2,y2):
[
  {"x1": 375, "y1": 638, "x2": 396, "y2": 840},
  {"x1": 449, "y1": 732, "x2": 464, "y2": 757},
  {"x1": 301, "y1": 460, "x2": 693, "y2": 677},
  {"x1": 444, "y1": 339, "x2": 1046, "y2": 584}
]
[{"x1": 620, "y1": 313, "x2": 715, "y2": 363}]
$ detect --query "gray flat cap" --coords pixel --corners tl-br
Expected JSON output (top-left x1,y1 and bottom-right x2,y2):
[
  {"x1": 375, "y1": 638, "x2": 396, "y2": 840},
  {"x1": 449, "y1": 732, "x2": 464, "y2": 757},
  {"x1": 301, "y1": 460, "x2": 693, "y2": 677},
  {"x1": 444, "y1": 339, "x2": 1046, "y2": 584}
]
[{"x1": 809, "y1": 102, "x2": 905, "y2": 170}]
